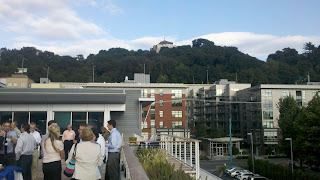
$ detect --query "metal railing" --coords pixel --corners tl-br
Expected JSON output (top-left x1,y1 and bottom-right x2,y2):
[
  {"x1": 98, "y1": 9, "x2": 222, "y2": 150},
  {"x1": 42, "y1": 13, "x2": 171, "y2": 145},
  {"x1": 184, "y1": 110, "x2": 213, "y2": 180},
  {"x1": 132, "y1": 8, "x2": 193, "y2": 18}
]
[{"x1": 128, "y1": 134, "x2": 201, "y2": 179}]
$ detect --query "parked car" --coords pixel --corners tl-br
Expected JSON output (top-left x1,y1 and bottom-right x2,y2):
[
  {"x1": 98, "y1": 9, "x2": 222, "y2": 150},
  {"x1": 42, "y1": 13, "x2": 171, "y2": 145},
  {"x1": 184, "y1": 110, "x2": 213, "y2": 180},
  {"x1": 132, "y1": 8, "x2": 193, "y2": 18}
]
[
  {"x1": 225, "y1": 167, "x2": 240, "y2": 174},
  {"x1": 230, "y1": 169, "x2": 250, "y2": 178},
  {"x1": 248, "y1": 176, "x2": 269, "y2": 180},
  {"x1": 236, "y1": 171, "x2": 255, "y2": 180}
]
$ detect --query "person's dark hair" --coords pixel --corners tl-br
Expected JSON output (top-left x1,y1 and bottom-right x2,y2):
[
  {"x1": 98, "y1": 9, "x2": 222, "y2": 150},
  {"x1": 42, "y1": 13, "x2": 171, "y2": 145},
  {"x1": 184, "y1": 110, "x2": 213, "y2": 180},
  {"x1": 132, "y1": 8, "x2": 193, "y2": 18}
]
[
  {"x1": 108, "y1": 120, "x2": 116, "y2": 128},
  {"x1": 3, "y1": 121, "x2": 11, "y2": 125},
  {"x1": 92, "y1": 127, "x2": 99, "y2": 141},
  {"x1": 21, "y1": 123, "x2": 30, "y2": 133},
  {"x1": 12, "y1": 121, "x2": 18, "y2": 126},
  {"x1": 48, "y1": 120, "x2": 57, "y2": 127},
  {"x1": 79, "y1": 123, "x2": 86, "y2": 129}
]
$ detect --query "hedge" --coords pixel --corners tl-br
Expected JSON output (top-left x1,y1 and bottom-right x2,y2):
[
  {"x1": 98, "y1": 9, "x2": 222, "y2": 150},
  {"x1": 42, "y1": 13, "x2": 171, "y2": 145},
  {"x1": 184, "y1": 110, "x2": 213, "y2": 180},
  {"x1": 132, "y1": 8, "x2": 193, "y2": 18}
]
[{"x1": 248, "y1": 155, "x2": 320, "y2": 180}]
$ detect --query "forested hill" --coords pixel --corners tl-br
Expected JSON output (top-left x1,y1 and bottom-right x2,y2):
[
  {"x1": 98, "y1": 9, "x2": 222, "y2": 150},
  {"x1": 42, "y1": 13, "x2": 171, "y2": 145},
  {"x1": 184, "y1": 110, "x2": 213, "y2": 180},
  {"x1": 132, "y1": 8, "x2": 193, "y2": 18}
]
[{"x1": 0, "y1": 39, "x2": 319, "y2": 85}]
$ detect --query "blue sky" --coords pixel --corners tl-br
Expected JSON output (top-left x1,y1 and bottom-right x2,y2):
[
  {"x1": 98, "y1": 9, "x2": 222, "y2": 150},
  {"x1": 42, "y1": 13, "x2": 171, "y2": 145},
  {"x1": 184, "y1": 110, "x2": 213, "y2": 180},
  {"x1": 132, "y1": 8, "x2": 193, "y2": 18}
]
[{"x1": 1, "y1": 0, "x2": 320, "y2": 60}]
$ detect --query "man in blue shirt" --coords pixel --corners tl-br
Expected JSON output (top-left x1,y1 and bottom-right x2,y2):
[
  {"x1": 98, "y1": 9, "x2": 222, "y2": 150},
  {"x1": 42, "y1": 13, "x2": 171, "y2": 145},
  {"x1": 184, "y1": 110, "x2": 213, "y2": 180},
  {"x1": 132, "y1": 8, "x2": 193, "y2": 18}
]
[
  {"x1": 0, "y1": 121, "x2": 18, "y2": 166},
  {"x1": 105, "y1": 120, "x2": 122, "y2": 180}
]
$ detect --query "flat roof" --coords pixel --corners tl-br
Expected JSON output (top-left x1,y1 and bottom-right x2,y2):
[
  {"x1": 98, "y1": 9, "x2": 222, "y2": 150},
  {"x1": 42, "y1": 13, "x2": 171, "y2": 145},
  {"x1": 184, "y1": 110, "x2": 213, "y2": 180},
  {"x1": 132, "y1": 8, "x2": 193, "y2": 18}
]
[{"x1": 0, "y1": 88, "x2": 126, "y2": 104}]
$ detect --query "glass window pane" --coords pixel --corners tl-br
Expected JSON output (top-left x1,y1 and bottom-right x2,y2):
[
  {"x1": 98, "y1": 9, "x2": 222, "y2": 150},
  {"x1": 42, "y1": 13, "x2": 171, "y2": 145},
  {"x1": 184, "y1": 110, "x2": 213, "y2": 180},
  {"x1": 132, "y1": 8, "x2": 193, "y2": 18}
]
[
  {"x1": 30, "y1": 112, "x2": 47, "y2": 135},
  {"x1": 14, "y1": 112, "x2": 29, "y2": 128},
  {"x1": 0, "y1": 112, "x2": 12, "y2": 125},
  {"x1": 54, "y1": 112, "x2": 71, "y2": 133},
  {"x1": 72, "y1": 112, "x2": 87, "y2": 132},
  {"x1": 88, "y1": 112, "x2": 104, "y2": 130}
]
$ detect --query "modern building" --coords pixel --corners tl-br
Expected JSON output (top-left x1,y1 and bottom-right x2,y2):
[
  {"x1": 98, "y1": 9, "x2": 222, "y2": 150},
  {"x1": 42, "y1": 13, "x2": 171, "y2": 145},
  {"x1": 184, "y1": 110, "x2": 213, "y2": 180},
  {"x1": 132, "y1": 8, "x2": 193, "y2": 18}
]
[
  {"x1": 151, "y1": 40, "x2": 177, "y2": 53},
  {"x1": 0, "y1": 88, "x2": 151, "y2": 141},
  {"x1": 192, "y1": 81, "x2": 320, "y2": 155},
  {"x1": 237, "y1": 84, "x2": 320, "y2": 155}
]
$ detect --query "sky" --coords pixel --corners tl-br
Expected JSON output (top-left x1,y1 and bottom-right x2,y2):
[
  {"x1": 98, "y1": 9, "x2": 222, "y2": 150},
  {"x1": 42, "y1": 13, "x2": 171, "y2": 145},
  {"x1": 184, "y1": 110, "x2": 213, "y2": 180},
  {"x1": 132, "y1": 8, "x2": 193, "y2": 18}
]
[{"x1": 1, "y1": 0, "x2": 320, "y2": 60}]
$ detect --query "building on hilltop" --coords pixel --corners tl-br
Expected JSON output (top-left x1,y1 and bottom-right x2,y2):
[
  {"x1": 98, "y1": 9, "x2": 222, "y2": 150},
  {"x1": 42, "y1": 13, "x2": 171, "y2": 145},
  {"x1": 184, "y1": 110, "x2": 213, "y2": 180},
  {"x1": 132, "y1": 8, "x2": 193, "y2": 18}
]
[
  {"x1": 151, "y1": 40, "x2": 177, "y2": 53},
  {"x1": 6, "y1": 68, "x2": 34, "y2": 88}
]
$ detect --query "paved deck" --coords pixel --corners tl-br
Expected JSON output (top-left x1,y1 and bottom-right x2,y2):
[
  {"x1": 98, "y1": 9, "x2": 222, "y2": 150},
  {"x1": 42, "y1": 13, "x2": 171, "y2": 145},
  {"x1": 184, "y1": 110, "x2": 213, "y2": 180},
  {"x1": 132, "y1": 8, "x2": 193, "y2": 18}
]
[{"x1": 37, "y1": 159, "x2": 125, "y2": 180}]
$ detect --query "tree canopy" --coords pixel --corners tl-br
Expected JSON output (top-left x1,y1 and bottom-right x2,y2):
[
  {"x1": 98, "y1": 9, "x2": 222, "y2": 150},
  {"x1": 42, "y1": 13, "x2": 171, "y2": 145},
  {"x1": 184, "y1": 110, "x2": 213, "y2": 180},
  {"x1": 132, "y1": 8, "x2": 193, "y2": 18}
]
[{"x1": 1, "y1": 39, "x2": 320, "y2": 85}]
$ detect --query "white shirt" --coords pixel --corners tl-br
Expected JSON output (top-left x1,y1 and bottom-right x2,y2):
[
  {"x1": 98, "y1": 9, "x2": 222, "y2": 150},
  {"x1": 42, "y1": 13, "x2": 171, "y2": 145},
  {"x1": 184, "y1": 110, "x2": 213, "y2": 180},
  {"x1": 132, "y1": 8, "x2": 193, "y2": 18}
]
[
  {"x1": 15, "y1": 132, "x2": 37, "y2": 161},
  {"x1": 96, "y1": 134, "x2": 105, "y2": 158},
  {"x1": 30, "y1": 130, "x2": 41, "y2": 145}
]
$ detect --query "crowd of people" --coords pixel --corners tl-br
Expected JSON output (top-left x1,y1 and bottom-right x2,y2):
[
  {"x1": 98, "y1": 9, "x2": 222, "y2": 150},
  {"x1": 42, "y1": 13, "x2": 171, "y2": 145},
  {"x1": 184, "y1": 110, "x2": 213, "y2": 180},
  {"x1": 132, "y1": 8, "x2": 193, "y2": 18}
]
[{"x1": 0, "y1": 119, "x2": 122, "y2": 180}]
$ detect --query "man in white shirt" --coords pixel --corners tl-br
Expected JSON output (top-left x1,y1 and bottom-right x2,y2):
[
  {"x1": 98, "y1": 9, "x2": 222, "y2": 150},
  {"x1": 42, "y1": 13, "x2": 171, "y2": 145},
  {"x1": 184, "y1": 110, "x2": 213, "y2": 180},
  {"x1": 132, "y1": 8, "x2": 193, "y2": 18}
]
[
  {"x1": 87, "y1": 123, "x2": 106, "y2": 160},
  {"x1": 30, "y1": 122, "x2": 41, "y2": 180},
  {"x1": 15, "y1": 123, "x2": 37, "y2": 180}
]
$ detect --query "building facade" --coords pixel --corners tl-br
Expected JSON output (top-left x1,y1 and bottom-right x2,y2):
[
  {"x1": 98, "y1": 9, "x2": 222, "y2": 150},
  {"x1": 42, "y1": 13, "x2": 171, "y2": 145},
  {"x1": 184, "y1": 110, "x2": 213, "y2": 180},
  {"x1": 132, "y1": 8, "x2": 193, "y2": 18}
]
[
  {"x1": 192, "y1": 81, "x2": 320, "y2": 155},
  {"x1": 0, "y1": 88, "x2": 146, "y2": 141}
]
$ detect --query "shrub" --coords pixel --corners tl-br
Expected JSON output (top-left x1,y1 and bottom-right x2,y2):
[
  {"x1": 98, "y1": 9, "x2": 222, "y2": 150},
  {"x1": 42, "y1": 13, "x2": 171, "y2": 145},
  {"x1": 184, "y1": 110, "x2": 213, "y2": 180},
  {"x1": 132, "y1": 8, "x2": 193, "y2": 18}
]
[
  {"x1": 136, "y1": 149, "x2": 195, "y2": 180},
  {"x1": 247, "y1": 157, "x2": 320, "y2": 180}
]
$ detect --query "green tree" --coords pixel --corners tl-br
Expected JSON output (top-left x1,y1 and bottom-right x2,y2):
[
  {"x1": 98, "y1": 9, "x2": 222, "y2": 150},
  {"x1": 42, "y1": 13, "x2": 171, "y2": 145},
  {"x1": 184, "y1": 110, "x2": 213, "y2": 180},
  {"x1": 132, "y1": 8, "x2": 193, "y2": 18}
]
[
  {"x1": 278, "y1": 96, "x2": 303, "y2": 164},
  {"x1": 295, "y1": 94, "x2": 320, "y2": 166},
  {"x1": 195, "y1": 123, "x2": 207, "y2": 137},
  {"x1": 157, "y1": 74, "x2": 169, "y2": 83}
]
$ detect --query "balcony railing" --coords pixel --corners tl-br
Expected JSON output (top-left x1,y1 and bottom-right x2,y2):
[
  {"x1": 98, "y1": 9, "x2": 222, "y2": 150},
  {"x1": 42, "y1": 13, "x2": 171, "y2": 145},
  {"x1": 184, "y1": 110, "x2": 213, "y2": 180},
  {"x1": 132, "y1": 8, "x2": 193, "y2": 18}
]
[{"x1": 127, "y1": 134, "x2": 201, "y2": 179}]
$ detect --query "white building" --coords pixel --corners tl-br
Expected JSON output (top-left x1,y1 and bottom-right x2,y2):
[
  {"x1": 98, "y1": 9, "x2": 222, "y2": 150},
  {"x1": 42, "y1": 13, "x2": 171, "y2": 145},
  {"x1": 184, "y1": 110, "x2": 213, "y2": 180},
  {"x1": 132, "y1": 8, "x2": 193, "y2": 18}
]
[{"x1": 151, "y1": 40, "x2": 177, "y2": 53}]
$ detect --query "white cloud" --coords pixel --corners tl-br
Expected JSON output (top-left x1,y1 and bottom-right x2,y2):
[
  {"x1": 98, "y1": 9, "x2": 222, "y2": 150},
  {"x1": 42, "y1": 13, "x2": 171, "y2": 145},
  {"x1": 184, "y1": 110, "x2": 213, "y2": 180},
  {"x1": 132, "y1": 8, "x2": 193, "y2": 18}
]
[{"x1": 176, "y1": 32, "x2": 320, "y2": 60}]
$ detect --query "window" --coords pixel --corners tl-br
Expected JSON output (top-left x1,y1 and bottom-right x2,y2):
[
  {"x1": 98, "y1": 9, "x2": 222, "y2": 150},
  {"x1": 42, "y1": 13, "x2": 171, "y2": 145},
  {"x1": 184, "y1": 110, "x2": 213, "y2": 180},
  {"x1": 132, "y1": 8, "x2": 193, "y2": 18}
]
[
  {"x1": 263, "y1": 111, "x2": 273, "y2": 119},
  {"x1": 159, "y1": 121, "x2": 163, "y2": 128},
  {"x1": 143, "y1": 121, "x2": 148, "y2": 128},
  {"x1": 262, "y1": 90, "x2": 272, "y2": 99},
  {"x1": 54, "y1": 112, "x2": 71, "y2": 132},
  {"x1": 312, "y1": 91, "x2": 320, "y2": 97},
  {"x1": 216, "y1": 89, "x2": 223, "y2": 96},
  {"x1": 172, "y1": 121, "x2": 182, "y2": 128},
  {"x1": 173, "y1": 132, "x2": 184, "y2": 137},
  {"x1": 72, "y1": 112, "x2": 87, "y2": 133},
  {"x1": 13, "y1": 83, "x2": 18, "y2": 87},
  {"x1": 141, "y1": 132, "x2": 148, "y2": 140},
  {"x1": 172, "y1": 100, "x2": 182, "y2": 107},
  {"x1": 263, "y1": 121, "x2": 274, "y2": 128},
  {"x1": 21, "y1": 83, "x2": 26, "y2": 87},
  {"x1": 8, "y1": 83, "x2": 12, "y2": 86},
  {"x1": 172, "y1": 111, "x2": 182, "y2": 118},
  {"x1": 142, "y1": 89, "x2": 148, "y2": 98},
  {"x1": 88, "y1": 112, "x2": 104, "y2": 130},
  {"x1": 150, "y1": 110, "x2": 155, "y2": 119},
  {"x1": 160, "y1": 89, "x2": 163, "y2": 96},
  {"x1": 142, "y1": 111, "x2": 148, "y2": 118},
  {"x1": 150, "y1": 103, "x2": 155, "y2": 109},
  {"x1": 159, "y1": 111, "x2": 163, "y2": 118},
  {"x1": 283, "y1": 91, "x2": 290, "y2": 97},
  {"x1": 264, "y1": 131, "x2": 278, "y2": 141},
  {"x1": 30, "y1": 111, "x2": 47, "y2": 134},
  {"x1": 150, "y1": 120, "x2": 155, "y2": 128},
  {"x1": 0, "y1": 112, "x2": 12, "y2": 125},
  {"x1": 150, "y1": 89, "x2": 155, "y2": 98},
  {"x1": 263, "y1": 100, "x2": 273, "y2": 110},
  {"x1": 172, "y1": 90, "x2": 182, "y2": 99},
  {"x1": 159, "y1": 100, "x2": 163, "y2": 107}
]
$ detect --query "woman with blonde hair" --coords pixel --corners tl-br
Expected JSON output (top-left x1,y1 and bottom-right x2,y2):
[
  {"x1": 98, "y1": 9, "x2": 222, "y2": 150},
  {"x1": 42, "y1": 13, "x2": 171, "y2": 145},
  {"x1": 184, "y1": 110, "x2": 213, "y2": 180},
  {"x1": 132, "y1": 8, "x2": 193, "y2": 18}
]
[
  {"x1": 42, "y1": 125, "x2": 65, "y2": 180},
  {"x1": 67, "y1": 127, "x2": 103, "y2": 180}
]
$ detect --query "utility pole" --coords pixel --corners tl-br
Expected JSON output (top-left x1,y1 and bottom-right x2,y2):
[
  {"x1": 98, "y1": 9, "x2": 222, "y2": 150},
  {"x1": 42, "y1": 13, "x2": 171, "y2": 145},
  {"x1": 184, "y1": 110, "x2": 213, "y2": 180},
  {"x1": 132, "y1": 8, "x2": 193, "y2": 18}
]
[
  {"x1": 92, "y1": 64, "x2": 95, "y2": 83},
  {"x1": 47, "y1": 66, "x2": 50, "y2": 80},
  {"x1": 206, "y1": 67, "x2": 209, "y2": 84}
]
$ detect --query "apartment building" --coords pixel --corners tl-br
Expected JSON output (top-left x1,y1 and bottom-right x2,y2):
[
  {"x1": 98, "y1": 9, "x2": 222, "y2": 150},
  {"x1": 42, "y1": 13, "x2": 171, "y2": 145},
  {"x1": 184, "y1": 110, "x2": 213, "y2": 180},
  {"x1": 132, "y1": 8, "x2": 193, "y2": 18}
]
[
  {"x1": 237, "y1": 84, "x2": 320, "y2": 155},
  {"x1": 192, "y1": 80, "x2": 320, "y2": 155}
]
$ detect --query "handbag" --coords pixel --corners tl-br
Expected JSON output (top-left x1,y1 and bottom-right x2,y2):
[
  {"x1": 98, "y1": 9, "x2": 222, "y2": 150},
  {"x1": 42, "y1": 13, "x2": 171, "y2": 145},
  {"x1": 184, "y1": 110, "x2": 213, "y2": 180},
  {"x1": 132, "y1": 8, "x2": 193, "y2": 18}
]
[{"x1": 63, "y1": 143, "x2": 78, "y2": 177}]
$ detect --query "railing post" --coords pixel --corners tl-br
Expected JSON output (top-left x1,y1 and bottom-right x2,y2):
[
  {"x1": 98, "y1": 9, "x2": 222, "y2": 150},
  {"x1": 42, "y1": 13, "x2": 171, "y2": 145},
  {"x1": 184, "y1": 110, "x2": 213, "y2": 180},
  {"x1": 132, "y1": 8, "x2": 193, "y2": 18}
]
[
  {"x1": 171, "y1": 137, "x2": 174, "y2": 156},
  {"x1": 175, "y1": 140, "x2": 178, "y2": 158},
  {"x1": 184, "y1": 142, "x2": 187, "y2": 164},
  {"x1": 195, "y1": 141, "x2": 200, "y2": 179},
  {"x1": 145, "y1": 142, "x2": 148, "y2": 149},
  {"x1": 179, "y1": 141, "x2": 182, "y2": 161},
  {"x1": 190, "y1": 142, "x2": 193, "y2": 166}
]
